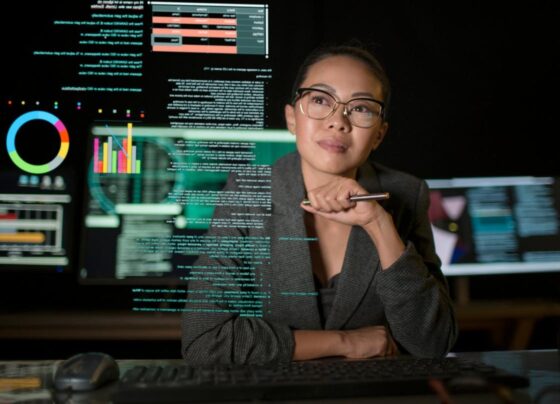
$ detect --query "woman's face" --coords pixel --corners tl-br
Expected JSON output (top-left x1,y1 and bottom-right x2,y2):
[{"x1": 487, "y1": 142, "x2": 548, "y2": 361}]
[{"x1": 285, "y1": 55, "x2": 388, "y2": 179}]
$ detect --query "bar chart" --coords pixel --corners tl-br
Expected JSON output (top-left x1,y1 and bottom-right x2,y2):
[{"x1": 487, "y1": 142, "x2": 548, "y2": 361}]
[
  {"x1": 0, "y1": 195, "x2": 69, "y2": 266},
  {"x1": 0, "y1": 204, "x2": 62, "y2": 247},
  {"x1": 93, "y1": 123, "x2": 142, "y2": 174}
]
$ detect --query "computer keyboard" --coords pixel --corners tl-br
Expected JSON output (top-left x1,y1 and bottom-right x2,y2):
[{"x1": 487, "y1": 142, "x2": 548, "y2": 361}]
[{"x1": 112, "y1": 356, "x2": 529, "y2": 403}]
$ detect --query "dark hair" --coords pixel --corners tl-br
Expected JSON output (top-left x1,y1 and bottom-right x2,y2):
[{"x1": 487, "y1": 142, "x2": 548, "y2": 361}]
[{"x1": 291, "y1": 42, "x2": 391, "y2": 119}]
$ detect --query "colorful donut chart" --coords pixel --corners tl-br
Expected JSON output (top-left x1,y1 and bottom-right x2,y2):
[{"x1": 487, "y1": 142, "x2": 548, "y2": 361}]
[{"x1": 6, "y1": 111, "x2": 69, "y2": 174}]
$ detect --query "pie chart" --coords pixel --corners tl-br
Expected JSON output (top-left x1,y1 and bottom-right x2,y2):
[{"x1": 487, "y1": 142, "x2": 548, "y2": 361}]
[{"x1": 6, "y1": 110, "x2": 69, "y2": 174}]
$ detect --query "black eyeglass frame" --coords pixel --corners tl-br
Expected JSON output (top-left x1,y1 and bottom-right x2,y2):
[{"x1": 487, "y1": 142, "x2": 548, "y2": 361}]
[{"x1": 294, "y1": 87, "x2": 385, "y2": 128}]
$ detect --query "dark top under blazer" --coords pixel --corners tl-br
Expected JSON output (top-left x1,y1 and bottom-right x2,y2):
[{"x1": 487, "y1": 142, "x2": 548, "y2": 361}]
[{"x1": 181, "y1": 152, "x2": 458, "y2": 364}]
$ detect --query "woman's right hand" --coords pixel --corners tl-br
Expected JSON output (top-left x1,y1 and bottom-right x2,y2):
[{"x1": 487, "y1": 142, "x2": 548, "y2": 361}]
[
  {"x1": 301, "y1": 177, "x2": 387, "y2": 228},
  {"x1": 340, "y1": 325, "x2": 398, "y2": 358}
]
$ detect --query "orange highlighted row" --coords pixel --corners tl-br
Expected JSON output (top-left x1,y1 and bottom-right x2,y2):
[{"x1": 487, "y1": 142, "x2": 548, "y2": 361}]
[
  {"x1": 0, "y1": 377, "x2": 42, "y2": 391},
  {"x1": 153, "y1": 28, "x2": 237, "y2": 38},
  {"x1": 153, "y1": 17, "x2": 236, "y2": 25},
  {"x1": 0, "y1": 232, "x2": 46, "y2": 244},
  {"x1": 153, "y1": 45, "x2": 237, "y2": 54}
]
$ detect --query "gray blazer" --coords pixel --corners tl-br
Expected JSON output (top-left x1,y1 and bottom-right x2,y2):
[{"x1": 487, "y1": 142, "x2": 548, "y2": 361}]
[{"x1": 181, "y1": 152, "x2": 457, "y2": 364}]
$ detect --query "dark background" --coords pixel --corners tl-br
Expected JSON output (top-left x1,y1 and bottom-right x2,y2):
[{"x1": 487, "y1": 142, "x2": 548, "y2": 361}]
[
  {"x1": 1, "y1": 0, "x2": 559, "y2": 358},
  {"x1": 321, "y1": 1, "x2": 558, "y2": 179}
]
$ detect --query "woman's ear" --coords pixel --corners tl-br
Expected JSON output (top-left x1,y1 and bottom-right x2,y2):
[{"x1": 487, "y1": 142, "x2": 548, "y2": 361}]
[
  {"x1": 284, "y1": 104, "x2": 296, "y2": 135},
  {"x1": 371, "y1": 121, "x2": 389, "y2": 150}
]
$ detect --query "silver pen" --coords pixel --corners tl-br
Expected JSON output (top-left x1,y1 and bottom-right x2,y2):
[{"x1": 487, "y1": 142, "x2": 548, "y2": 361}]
[{"x1": 302, "y1": 192, "x2": 390, "y2": 205}]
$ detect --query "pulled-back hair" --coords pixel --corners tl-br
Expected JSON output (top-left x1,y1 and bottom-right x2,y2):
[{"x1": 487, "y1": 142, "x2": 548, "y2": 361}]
[{"x1": 291, "y1": 42, "x2": 391, "y2": 119}]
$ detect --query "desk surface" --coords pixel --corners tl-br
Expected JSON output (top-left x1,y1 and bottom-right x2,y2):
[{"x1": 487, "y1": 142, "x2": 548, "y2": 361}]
[
  {"x1": 0, "y1": 350, "x2": 558, "y2": 403},
  {"x1": 3, "y1": 299, "x2": 559, "y2": 350}
]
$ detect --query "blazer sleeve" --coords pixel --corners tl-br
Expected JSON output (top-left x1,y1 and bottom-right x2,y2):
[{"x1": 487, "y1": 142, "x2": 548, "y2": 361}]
[
  {"x1": 375, "y1": 179, "x2": 458, "y2": 357},
  {"x1": 181, "y1": 175, "x2": 294, "y2": 365}
]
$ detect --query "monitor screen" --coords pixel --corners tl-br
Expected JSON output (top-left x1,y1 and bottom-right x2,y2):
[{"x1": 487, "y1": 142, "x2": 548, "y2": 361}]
[
  {"x1": 80, "y1": 126, "x2": 295, "y2": 284},
  {"x1": 0, "y1": 103, "x2": 77, "y2": 272},
  {"x1": 0, "y1": 0, "x2": 316, "y2": 280},
  {"x1": 428, "y1": 176, "x2": 560, "y2": 276}
]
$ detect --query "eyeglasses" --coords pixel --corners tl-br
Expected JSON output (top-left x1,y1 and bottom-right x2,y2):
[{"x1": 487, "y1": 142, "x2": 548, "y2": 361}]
[{"x1": 294, "y1": 88, "x2": 385, "y2": 128}]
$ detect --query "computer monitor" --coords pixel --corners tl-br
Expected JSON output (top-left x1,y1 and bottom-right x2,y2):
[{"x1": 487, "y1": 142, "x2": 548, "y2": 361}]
[
  {"x1": 79, "y1": 126, "x2": 295, "y2": 284},
  {"x1": 0, "y1": 106, "x2": 76, "y2": 272},
  {"x1": 427, "y1": 176, "x2": 560, "y2": 276},
  {"x1": 0, "y1": 0, "x2": 316, "y2": 282}
]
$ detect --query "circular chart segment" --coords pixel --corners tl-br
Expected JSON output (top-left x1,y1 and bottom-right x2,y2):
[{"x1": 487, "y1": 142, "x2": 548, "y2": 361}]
[{"x1": 6, "y1": 111, "x2": 69, "y2": 174}]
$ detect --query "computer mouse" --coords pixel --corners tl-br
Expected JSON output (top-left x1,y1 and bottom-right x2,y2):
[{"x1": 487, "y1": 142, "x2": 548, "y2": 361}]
[{"x1": 53, "y1": 352, "x2": 120, "y2": 391}]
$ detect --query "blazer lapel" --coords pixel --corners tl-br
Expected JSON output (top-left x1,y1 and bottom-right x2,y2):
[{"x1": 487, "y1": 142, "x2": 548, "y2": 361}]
[
  {"x1": 325, "y1": 227, "x2": 379, "y2": 330},
  {"x1": 270, "y1": 153, "x2": 322, "y2": 329},
  {"x1": 325, "y1": 161, "x2": 384, "y2": 330}
]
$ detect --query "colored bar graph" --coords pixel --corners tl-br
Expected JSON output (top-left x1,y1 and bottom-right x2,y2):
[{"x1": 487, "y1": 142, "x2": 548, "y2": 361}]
[
  {"x1": 92, "y1": 123, "x2": 141, "y2": 174},
  {"x1": 107, "y1": 137, "x2": 113, "y2": 172},
  {"x1": 102, "y1": 142, "x2": 108, "y2": 173},
  {"x1": 118, "y1": 150, "x2": 124, "y2": 173},
  {"x1": 112, "y1": 150, "x2": 117, "y2": 173},
  {"x1": 127, "y1": 123, "x2": 132, "y2": 173},
  {"x1": 93, "y1": 138, "x2": 99, "y2": 172}
]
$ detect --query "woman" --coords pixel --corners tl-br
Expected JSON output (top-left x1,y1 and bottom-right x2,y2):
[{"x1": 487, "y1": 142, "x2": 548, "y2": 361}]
[{"x1": 182, "y1": 44, "x2": 457, "y2": 364}]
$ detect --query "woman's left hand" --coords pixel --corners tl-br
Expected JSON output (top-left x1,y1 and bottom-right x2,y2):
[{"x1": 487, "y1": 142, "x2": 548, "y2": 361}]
[{"x1": 301, "y1": 177, "x2": 386, "y2": 227}]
